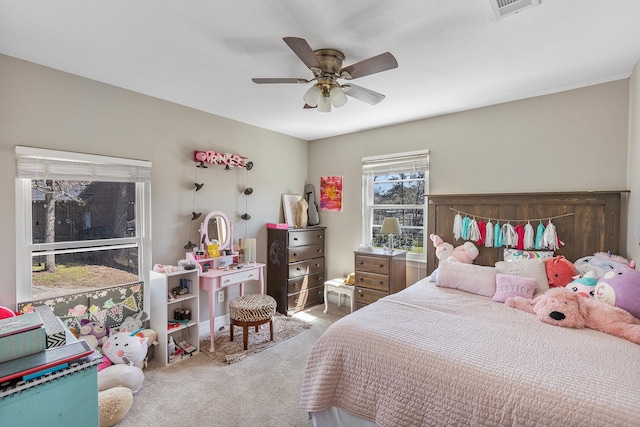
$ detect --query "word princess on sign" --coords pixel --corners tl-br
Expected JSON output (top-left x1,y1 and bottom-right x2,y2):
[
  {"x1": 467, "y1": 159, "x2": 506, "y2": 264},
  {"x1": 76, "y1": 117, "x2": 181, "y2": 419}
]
[{"x1": 194, "y1": 150, "x2": 248, "y2": 168}]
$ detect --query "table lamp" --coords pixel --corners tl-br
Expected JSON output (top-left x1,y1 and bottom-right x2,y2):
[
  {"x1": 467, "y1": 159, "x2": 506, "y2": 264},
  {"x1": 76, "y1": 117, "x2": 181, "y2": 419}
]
[{"x1": 380, "y1": 217, "x2": 402, "y2": 252}]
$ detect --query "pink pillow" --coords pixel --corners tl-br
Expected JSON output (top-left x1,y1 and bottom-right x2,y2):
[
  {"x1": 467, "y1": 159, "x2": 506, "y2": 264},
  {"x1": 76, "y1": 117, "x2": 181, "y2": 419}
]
[
  {"x1": 436, "y1": 261, "x2": 497, "y2": 297},
  {"x1": 492, "y1": 273, "x2": 536, "y2": 303}
]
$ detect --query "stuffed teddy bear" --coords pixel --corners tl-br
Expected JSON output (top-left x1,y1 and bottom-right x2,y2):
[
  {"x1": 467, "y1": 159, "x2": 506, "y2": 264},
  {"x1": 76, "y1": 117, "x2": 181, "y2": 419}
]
[
  {"x1": 102, "y1": 331, "x2": 148, "y2": 368},
  {"x1": 430, "y1": 234, "x2": 479, "y2": 264},
  {"x1": 565, "y1": 270, "x2": 598, "y2": 298},
  {"x1": 544, "y1": 256, "x2": 577, "y2": 288},
  {"x1": 594, "y1": 266, "x2": 640, "y2": 319},
  {"x1": 78, "y1": 318, "x2": 109, "y2": 349},
  {"x1": 574, "y1": 252, "x2": 634, "y2": 278},
  {"x1": 505, "y1": 287, "x2": 640, "y2": 344}
]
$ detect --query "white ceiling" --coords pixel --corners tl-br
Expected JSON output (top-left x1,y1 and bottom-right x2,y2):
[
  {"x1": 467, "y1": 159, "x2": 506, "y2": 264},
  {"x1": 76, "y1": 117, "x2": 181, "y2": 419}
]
[{"x1": 2, "y1": 1, "x2": 640, "y2": 141}]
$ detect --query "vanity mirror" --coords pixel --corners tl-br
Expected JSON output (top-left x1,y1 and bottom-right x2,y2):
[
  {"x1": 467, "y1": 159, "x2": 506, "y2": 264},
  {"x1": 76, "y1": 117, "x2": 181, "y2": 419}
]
[{"x1": 199, "y1": 211, "x2": 232, "y2": 252}]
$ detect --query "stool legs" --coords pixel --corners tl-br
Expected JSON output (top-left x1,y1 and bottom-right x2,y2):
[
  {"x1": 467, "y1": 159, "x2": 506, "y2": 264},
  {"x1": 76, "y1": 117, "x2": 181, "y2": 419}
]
[
  {"x1": 230, "y1": 317, "x2": 274, "y2": 351},
  {"x1": 243, "y1": 324, "x2": 249, "y2": 351}
]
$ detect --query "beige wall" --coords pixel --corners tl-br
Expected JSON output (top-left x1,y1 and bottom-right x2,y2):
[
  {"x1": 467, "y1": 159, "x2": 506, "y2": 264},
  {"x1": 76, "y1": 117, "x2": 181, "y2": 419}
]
[
  {"x1": 309, "y1": 81, "x2": 631, "y2": 281},
  {"x1": 0, "y1": 54, "x2": 308, "y2": 321},
  {"x1": 626, "y1": 61, "x2": 640, "y2": 262}
]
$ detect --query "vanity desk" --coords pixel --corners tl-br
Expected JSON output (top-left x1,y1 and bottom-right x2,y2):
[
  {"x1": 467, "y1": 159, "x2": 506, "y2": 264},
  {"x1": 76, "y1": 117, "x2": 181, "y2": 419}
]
[
  {"x1": 198, "y1": 261, "x2": 265, "y2": 352},
  {"x1": 190, "y1": 210, "x2": 265, "y2": 352}
]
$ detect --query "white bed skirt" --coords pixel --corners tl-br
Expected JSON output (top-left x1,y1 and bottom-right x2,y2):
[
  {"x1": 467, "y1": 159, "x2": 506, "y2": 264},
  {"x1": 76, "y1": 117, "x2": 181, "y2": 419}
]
[{"x1": 311, "y1": 407, "x2": 379, "y2": 427}]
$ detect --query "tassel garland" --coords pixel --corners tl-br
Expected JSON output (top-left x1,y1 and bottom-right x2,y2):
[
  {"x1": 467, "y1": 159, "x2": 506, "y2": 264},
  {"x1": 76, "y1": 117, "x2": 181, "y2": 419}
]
[
  {"x1": 484, "y1": 220, "x2": 494, "y2": 247},
  {"x1": 453, "y1": 212, "x2": 462, "y2": 240}
]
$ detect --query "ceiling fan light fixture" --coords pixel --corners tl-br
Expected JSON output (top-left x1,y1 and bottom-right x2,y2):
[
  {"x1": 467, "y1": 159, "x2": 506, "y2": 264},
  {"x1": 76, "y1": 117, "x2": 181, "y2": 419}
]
[
  {"x1": 303, "y1": 85, "x2": 321, "y2": 107},
  {"x1": 330, "y1": 86, "x2": 347, "y2": 108},
  {"x1": 318, "y1": 94, "x2": 331, "y2": 112}
]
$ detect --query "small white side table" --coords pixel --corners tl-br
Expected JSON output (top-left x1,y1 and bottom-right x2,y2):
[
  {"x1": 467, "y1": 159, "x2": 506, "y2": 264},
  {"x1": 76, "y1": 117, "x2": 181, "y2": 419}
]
[{"x1": 324, "y1": 278, "x2": 355, "y2": 313}]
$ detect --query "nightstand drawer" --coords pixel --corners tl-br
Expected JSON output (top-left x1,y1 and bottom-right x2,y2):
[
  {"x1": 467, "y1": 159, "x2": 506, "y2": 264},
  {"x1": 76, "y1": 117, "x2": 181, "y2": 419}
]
[
  {"x1": 288, "y1": 258, "x2": 325, "y2": 278},
  {"x1": 355, "y1": 272, "x2": 389, "y2": 292},
  {"x1": 355, "y1": 255, "x2": 390, "y2": 274},
  {"x1": 288, "y1": 229, "x2": 325, "y2": 247},
  {"x1": 288, "y1": 244, "x2": 324, "y2": 263},
  {"x1": 356, "y1": 286, "x2": 387, "y2": 305}
]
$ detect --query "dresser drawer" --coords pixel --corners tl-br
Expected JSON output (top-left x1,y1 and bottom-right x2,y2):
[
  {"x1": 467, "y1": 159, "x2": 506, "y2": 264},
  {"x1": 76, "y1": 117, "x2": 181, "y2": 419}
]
[
  {"x1": 219, "y1": 268, "x2": 261, "y2": 287},
  {"x1": 355, "y1": 286, "x2": 387, "y2": 305},
  {"x1": 288, "y1": 229, "x2": 325, "y2": 247},
  {"x1": 287, "y1": 272, "x2": 325, "y2": 294},
  {"x1": 288, "y1": 258, "x2": 325, "y2": 279},
  {"x1": 355, "y1": 255, "x2": 390, "y2": 275},
  {"x1": 288, "y1": 244, "x2": 324, "y2": 263},
  {"x1": 288, "y1": 286, "x2": 324, "y2": 312},
  {"x1": 355, "y1": 271, "x2": 389, "y2": 292}
]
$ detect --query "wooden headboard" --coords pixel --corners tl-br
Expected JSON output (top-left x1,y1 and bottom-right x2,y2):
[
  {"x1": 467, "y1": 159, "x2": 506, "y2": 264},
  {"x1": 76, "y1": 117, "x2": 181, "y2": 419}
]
[{"x1": 426, "y1": 192, "x2": 624, "y2": 274}]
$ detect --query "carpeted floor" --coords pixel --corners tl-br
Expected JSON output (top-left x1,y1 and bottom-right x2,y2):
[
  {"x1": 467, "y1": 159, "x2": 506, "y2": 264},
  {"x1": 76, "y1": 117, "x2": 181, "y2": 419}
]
[{"x1": 116, "y1": 303, "x2": 351, "y2": 427}]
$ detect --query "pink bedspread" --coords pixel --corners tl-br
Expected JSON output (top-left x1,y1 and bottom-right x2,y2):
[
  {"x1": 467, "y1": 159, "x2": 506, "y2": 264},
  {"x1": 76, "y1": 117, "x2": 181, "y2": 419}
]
[{"x1": 300, "y1": 279, "x2": 640, "y2": 427}]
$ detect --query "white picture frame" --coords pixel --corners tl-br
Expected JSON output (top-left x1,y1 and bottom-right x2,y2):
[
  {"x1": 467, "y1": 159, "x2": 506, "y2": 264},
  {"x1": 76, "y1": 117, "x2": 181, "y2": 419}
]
[{"x1": 282, "y1": 194, "x2": 302, "y2": 227}]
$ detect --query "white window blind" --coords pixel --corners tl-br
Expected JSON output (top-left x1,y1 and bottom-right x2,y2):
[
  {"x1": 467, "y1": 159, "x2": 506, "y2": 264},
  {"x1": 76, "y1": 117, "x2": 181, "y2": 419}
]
[
  {"x1": 362, "y1": 150, "x2": 429, "y2": 177},
  {"x1": 15, "y1": 146, "x2": 151, "y2": 183}
]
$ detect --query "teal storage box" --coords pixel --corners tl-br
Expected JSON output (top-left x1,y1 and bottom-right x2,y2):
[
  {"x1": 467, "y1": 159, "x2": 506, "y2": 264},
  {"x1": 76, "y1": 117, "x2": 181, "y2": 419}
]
[
  {"x1": 0, "y1": 312, "x2": 46, "y2": 363},
  {"x1": 34, "y1": 305, "x2": 67, "y2": 348}
]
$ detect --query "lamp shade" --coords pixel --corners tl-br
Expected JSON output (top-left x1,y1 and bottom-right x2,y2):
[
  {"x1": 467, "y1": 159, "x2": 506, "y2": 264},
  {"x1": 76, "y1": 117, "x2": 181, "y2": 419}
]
[
  {"x1": 330, "y1": 86, "x2": 348, "y2": 108},
  {"x1": 303, "y1": 85, "x2": 321, "y2": 107},
  {"x1": 317, "y1": 95, "x2": 331, "y2": 112},
  {"x1": 380, "y1": 217, "x2": 401, "y2": 235}
]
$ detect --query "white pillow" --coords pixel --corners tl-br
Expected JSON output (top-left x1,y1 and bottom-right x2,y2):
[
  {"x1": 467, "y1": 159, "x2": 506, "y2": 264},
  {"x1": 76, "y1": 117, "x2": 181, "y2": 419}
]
[
  {"x1": 436, "y1": 261, "x2": 497, "y2": 297},
  {"x1": 495, "y1": 258, "x2": 549, "y2": 295}
]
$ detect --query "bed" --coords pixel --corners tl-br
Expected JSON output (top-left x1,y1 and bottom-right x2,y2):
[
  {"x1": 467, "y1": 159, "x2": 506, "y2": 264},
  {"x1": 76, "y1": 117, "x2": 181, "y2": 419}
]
[{"x1": 300, "y1": 277, "x2": 640, "y2": 426}]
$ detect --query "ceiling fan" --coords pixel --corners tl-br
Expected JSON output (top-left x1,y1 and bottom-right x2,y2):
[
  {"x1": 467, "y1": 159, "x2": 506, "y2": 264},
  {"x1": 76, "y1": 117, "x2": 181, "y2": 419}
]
[{"x1": 252, "y1": 37, "x2": 398, "y2": 112}]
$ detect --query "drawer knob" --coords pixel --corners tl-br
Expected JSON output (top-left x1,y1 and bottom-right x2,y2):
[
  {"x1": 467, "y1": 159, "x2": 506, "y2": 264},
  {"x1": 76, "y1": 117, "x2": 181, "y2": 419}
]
[
  {"x1": 294, "y1": 283, "x2": 299, "y2": 288},
  {"x1": 379, "y1": 281, "x2": 384, "y2": 285},
  {"x1": 358, "y1": 277, "x2": 363, "y2": 282},
  {"x1": 294, "y1": 298, "x2": 298, "y2": 303},
  {"x1": 358, "y1": 290, "x2": 363, "y2": 295},
  {"x1": 296, "y1": 267, "x2": 301, "y2": 271},
  {"x1": 317, "y1": 235, "x2": 323, "y2": 239},
  {"x1": 293, "y1": 252, "x2": 299, "y2": 257},
  {"x1": 293, "y1": 237, "x2": 299, "y2": 241},
  {"x1": 379, "y1": 264, "x2": 384, "y2": 268},
  {"x1": 358, "y1": 261, "x2": 364, "y2": 265}
]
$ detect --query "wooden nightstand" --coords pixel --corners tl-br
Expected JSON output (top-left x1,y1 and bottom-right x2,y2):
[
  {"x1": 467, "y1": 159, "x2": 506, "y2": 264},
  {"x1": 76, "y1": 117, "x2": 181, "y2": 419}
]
[{"x1": 354, "y1": 249, "x2": 407, "y2": 309}]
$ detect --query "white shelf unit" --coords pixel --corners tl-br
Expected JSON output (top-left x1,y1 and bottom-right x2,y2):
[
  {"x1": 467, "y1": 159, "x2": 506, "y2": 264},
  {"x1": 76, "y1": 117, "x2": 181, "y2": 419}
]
[{"x1": 150, "y1": 269, "x2": 200, "y2": 366}]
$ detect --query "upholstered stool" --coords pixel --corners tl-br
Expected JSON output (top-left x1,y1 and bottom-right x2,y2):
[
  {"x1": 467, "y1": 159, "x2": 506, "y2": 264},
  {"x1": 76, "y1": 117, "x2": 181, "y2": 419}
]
[{"x1": 229, "y1": 294, "x2": 277, "y2": 350}]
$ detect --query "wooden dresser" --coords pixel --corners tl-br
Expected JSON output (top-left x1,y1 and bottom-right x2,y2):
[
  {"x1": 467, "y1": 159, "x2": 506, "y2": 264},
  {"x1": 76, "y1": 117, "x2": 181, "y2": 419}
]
[
  {"x1": 354, "y1": 249, "x2": 406, "y2": 309},
  {"x1": 267, "y1": 226, "x2": 326, "y2": 315}
]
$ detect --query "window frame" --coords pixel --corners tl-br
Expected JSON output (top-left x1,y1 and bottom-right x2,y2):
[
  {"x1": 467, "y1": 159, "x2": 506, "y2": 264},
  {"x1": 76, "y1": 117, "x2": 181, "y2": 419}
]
[
  {"x1": 362, "y1": 150, "x2": 429, "y2": 263},
  {"x1": 14, "y1": 146, "x2": 152, "y2": 308}
]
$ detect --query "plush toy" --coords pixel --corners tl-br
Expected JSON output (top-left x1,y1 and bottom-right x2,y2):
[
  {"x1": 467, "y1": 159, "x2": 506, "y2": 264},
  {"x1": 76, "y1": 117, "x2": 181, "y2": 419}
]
[
  {"x1": 117, "y1": 312, "x2": 149, "y2": 333},
  {"x1": 574, "y1": 252, "x2": 635, "y2": 278},
  {"x1": 505, "y1": 287, "x2": 640, "y2": 344},
  {"x1": 545, "y1": 256, "x2": 577, "y2": 288},
  {"x1": 430, "y1": 234, "x2": 479, "y2": 264},
  {"x1": 565, "y1": 270, "x2": 598, "y2": 298},
  {"x1": 78, "y1": 319, "x2": 109, "y2": 349},
  {"x1": 102, "y1": 331, "x2": 148, "y2": 367},
  {"x1": 98, "y1": 386, "x2": 134, "y2": 427},
  {"x1": 99, "y1": 364, "x2": 145, "y2": 394},
  {"x1": 594, "y1": 267, "x2": 640, "y2": 319}
]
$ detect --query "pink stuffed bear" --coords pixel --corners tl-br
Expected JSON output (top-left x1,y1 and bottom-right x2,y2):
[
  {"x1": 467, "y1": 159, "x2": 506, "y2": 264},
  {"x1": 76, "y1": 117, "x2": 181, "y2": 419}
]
[
  {"x1": 430, "y1": 234, "x2": 479, "y2": 264},
  {"x1": 505, "y1": 287, "x2": 640, "y2": 345}
]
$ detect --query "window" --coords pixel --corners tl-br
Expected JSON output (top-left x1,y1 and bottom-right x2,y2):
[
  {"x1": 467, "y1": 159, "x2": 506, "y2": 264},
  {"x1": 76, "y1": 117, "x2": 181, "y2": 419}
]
[
  {"x1": 362, "y1": 150, "x2": 429, "y2": 262},
  {"x1": 15, "y1": 147, "x2": 152, "y2": 303}
]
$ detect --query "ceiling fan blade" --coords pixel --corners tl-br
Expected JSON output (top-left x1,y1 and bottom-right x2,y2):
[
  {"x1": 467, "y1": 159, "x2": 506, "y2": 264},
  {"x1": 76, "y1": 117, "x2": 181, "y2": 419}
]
[
  {"x1": 283, "y1": 37, "x2": 323, "y2": 71},
  {"x1": 340, "y1": 52, "x2": 398, "y2": 80},
  {"x1": 252, "y1": 78, "x2": 309, "y2": 84},
  {"x1": 343, "y1": 84, "x2": 386, "y2": 105}
]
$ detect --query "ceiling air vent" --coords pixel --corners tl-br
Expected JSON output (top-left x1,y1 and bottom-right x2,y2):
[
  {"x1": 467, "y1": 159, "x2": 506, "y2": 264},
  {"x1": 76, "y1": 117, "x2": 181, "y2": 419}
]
[{"x1": 490, "y1": 0, "x2": 540, "y2": 19}]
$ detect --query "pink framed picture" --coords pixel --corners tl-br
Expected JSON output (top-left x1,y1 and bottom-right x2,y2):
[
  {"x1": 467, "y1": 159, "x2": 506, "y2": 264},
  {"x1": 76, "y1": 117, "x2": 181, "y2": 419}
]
[{"x1": 320, "y1": 176, "x2": 343, "y2": 212}]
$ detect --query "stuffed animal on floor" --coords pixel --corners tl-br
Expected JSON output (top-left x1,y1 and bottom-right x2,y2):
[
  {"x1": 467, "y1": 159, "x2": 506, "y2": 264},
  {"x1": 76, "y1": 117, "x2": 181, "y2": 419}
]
[
  {"x1": 565, "y1": 270, "x2": 598, "y2": 298},
  {"x1": 545, "y1": 256, "x2": 577, "y2": 288},
  {"x1": 78, "y1": 319, "x2": 110, "y2": 349},
  {"x1": 99, "y1": 364, "x2": 145, "y2": 395},
  {"x1": 594, "y1": 266, "x2": 640, "y2": 319},
  {"x1": 505, "y1": 287, "x2": 640, "y2": 344},
  {"x1": 102, "y1": 331, "x2": 148, "y2": 368},
  {"x1": 574, "y1": 252, "x2": 635, "y2": 278},
  {"x1": 98, "y1": 386, "x2": 134, "y2": 427},
  {"x1": 430, "y1": 234, "x2": 479, "y2": 264}
]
